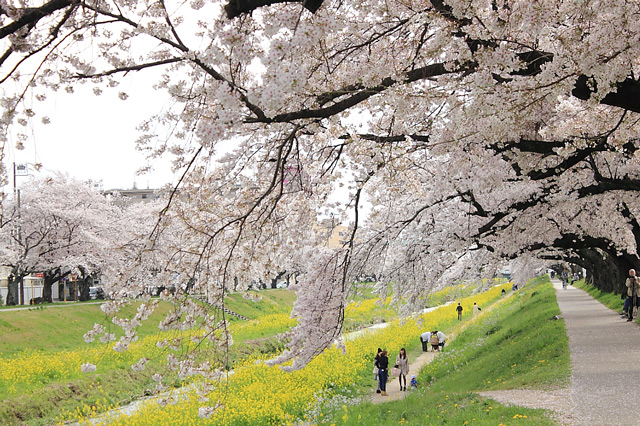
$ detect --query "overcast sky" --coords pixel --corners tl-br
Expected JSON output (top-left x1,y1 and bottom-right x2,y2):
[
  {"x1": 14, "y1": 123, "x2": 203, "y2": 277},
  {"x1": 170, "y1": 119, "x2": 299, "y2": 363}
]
[{"x1": 7, "y1": 71, "x2": 178, "y2": 191}]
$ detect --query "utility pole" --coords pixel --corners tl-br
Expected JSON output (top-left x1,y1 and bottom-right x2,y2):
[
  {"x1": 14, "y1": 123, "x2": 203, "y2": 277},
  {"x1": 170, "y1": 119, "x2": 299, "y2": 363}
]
[{"x1": 13, "y1": 162, "x2": 24, "y2": 305}]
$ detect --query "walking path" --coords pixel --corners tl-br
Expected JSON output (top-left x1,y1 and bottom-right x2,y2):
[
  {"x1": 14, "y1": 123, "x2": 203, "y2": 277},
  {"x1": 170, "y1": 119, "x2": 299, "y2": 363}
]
[
  {"x1": 0, "y1": 301, "x2": 105, "y2": 312},
  {"x1": 371, "y1": 350, "x2": 438, "y2": 403},
  {"x1": 481, "y1": 279, "x2": 640, "y2": 426},
  {"x1": 371, "y1": 293, "x2": 512, "y2": 404}
]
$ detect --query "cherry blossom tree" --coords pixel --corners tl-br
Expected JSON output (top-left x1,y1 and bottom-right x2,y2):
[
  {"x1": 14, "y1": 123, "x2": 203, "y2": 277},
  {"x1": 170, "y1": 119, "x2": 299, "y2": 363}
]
[
  {"x1": 0, "y1": 174, "x2": 122, "y2": 304},
  {"x1": 0, "y1": 0, "x2": 639, "y2": 368}
]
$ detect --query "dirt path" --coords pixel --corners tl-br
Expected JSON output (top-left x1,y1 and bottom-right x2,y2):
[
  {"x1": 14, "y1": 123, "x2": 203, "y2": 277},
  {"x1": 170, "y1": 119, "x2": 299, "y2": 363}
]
[
  {"x1": 480, "y1": 279, "x2": 640, "y2": 426},
  {"x1": 371, "y1": 350, "x2": 439, "y2": 403}
]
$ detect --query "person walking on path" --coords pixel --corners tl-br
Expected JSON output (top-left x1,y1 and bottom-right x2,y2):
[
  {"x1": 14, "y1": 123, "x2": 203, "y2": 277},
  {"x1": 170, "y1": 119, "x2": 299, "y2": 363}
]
[
  {"x1": 456, "y1": 302, "x2": 463, "y2": 320},
  {"x1": 375, "y1": 350, "x2": 389, "y2": 396},
  {"x1": 394, "y1": 348, "x2": 409, "y2": 391},
  {"x1": 625, "y1": 269, "x2": 639, "y2": 322},
  {"x1": 472, "y1": 302, "x2": 481, "y2": 316},
  {"x1": 371, "y1": 350, "x2": 439, "y2": 404}
]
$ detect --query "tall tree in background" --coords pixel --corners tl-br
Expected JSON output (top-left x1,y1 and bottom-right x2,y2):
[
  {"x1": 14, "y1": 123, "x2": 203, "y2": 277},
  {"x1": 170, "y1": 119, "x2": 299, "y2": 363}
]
[{"x1": 0, "y1": 174, "x2": 121, "y2": 304}]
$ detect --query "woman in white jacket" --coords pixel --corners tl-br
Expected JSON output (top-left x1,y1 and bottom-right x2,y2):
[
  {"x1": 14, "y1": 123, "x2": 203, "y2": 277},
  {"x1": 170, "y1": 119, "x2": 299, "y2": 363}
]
[{"x1": 395, "y1": 348, "x2": 410, "y2": 391}]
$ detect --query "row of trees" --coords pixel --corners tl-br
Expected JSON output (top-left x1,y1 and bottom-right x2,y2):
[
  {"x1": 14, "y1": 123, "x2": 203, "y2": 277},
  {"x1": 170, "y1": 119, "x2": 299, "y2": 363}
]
[
  {"x1": 0, "y1": 0, "x2": 639, "y2": 373},
  {"x1": 0, "y1": 175, "x2": 164, "y2": 305}
]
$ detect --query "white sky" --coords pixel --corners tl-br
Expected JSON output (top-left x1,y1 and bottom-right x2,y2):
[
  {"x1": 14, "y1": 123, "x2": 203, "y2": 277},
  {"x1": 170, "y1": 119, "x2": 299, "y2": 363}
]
[
  {"x1": 4, "y1": 58, "x2": 369, "y2": 223},
  {"x1": 7, "y1": 71, "x2": 178, "y2": 191}
]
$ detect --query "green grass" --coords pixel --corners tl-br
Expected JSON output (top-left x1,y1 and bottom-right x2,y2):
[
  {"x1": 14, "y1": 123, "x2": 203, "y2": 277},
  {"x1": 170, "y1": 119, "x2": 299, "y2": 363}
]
[
  {"x1": 425, "y1": 283, "x2": 477, "y2": 306},
  {"x1": 573, "y1": 280, "x2": 625, "y2": 313},
  {"x1": 348, "y1": 281, "x2": 385, "y2": 300},
  {"x1": 0, "y1": 302, "x2": 174, "y2": 356},
  {"x1": 319, "y1": 277, "x2": 570, "y2": 426},
  {"x1": 0, "y1": 299, "x2": 103, "y2": 310},
  {"x1": 0, "y1": 367, "x2": 163, "y2": 426},
  {"x1": 0, "y1": 289, "x2": 296, "y2": 356},
  {"x1": 0, "y1": 291, "x2": 298, "y2": 425},
  {"x1": 223, "y1": 289, "x2": 295, "y2": 319},
  {"x1": 1, "y1": 280, "x2": 571, "y2": 426},
  {"x1": 425, "y1": 278, "x2": 569, "y2": 391}
]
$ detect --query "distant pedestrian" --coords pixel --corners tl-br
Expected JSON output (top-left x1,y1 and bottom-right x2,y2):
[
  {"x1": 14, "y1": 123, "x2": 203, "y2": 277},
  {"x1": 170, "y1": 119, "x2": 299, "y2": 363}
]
[
  {"x1": 436, "y1": 330, "x2": 446, "y2": 351},
  {"x1": 501, "y1": 288, "x2": 506, "y2": 296},
  {"x1": 472, "y1": 302, "x2": 481, "y2": 316},
  {"x1": 375, "y1": 349, "x2": 389, "y2": 396},
  {"x1": 395, "y1": 348, "x2": 409, "y2": 391},
  {"x1": 456, "y1": 302, "x2": 463, "y2": 320},
  {"x1": 625, "y1": 270, "x2": 639, "y2": 322},
  {"x1": 420, "y1": 330, "x2": 431, "y2": 352}
]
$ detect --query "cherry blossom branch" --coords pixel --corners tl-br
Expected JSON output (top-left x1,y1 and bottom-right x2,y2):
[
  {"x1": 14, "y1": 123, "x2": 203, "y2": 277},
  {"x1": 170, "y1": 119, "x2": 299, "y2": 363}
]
[
  {"x1": 0, "y1": 0, "x2": 77, "y2": 39},
  {"x1": 73, "y1": 58, "x2": 185, "y2": 79},
  {"x1": 252, "y1": 62, "x2": 460, "y2": 123},
  {"x1": 76, "y1": 2, "x2": 270, "y2": 124},
  {"x1": 224, "y1": 0, "x2": 324, "y2": 19},
  {"x1": 0, "y1": 0, "x2": 77, "y2": 72},
  {"x1": 149, "y1": 146, "x2": 204, "y2": 246}
]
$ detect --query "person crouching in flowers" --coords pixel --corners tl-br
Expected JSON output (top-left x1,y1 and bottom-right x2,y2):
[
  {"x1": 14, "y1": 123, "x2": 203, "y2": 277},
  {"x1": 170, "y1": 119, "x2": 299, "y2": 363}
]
[
  {"x1": 395, "y1": 348, "x2": 410, "y2": 391},
  {"x1": 410, "y1": 375, "x2": 418, "y2": 390},
  {"x1": 375, "y1": 349, "x2": 389, "y2": 396}
]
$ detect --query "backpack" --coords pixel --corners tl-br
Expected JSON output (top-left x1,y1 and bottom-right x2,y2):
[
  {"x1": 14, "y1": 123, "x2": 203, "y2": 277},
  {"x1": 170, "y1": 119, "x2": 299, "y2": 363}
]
[{"x1": 430, "y1": 334, "x2": 439, "y2": 345}]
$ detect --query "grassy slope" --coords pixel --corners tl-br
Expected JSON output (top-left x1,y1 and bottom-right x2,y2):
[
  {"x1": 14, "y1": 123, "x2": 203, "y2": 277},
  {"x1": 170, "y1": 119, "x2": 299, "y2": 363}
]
[
  {"x1": 0, "y1": 290, "x2": 297, "y2": 426},
  {"x1": 224, "y1": 289, "x2": 296, "y2": 319},
  {"x1": 0, "y1": 290, "x2": 296, "y2": 356},
  {"x1": 0, "y1": 281, "x2": 570, "y2": 426},
  {"x1": 0, "y1": 303, "x2": 175, "y2": 356},
  {"x1": 325, "y1": 277, "x2": 571, "y2": 426}
]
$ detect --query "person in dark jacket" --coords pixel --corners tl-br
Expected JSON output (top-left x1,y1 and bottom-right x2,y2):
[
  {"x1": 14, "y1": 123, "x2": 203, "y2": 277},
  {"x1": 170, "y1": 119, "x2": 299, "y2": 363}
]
[
  {"x1": 375, "y1": 349, "x2": 389, "y2": 396},
  {"x1": 374, "y1": 348, "x2": 382, "y2": 393},
  {"x1": 625, "y1": 269, "x2": 639, "y2": 322}
]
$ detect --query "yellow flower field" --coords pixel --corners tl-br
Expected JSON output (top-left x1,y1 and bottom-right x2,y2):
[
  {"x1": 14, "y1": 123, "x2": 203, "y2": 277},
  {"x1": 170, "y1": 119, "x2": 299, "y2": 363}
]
[
  {"x1": 81, "y1": 284, "x2": 509, "y2": 426},
  {"x1": 0, "y1": 282, "x2": 508, "y2": 425},
  {"x1": 0, "y1": 312, "x2": 296, "y2": 398}
]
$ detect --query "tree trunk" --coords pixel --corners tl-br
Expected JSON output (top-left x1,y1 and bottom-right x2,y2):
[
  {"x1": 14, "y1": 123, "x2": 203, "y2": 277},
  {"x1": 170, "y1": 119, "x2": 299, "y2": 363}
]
[
  {"x1": 18, "y1": 275, "x2": 24, "y2": 305},
  {"x1": 270, "y1": 271, "x2": 286, "y2": 289},
  {"x1": 568, "y1": 248, "x2": 637, "y2": 294},
  {"x1": 6, "y1": 274, "x2": 18, "y2": 305},
  {"x1": 43, "y1": 280, "x2": 52, "y2": 303},
  {"x1": 540, "y1": 247, "x2": 638, "y2": 294},
  {"x1": 78, "y1": 276, "x2": 91, "y2": 302},
  {"x1": 184, "y1": 277, "x2": 196, "y2": 294},
  {"x1": 43, "y1": 268, "x2": 71, "y2": 303}
]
